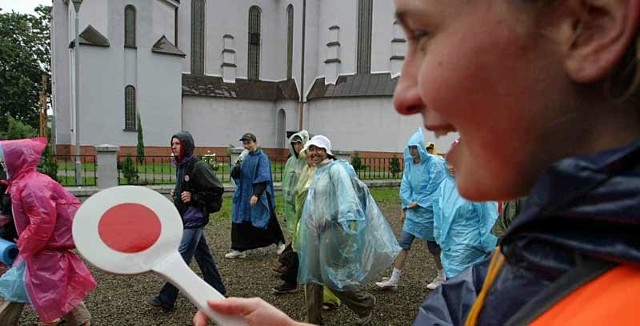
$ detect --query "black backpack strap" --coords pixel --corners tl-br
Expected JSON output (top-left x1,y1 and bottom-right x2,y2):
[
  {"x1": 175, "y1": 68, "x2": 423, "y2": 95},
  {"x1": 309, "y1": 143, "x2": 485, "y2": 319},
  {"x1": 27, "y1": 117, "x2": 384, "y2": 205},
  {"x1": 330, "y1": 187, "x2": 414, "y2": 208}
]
[
  {"x1": 181, "y1": 158, "x2": 198, "y2": 193},
  {"x1": 506, "y1": 256, "x2": 617, "y2": 325}
]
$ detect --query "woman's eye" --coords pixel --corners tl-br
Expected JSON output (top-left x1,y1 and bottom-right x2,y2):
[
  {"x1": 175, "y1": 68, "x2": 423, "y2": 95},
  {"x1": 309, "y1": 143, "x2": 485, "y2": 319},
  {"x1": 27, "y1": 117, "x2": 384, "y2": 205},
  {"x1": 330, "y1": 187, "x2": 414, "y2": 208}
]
[{"x1": 409, "y1": 30, "x2": 430, "y2": 43}]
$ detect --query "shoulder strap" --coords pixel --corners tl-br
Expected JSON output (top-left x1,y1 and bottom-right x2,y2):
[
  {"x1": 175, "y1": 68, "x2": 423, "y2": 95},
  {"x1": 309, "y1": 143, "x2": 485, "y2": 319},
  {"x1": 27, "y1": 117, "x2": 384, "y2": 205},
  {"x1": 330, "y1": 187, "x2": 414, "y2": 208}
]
[{"x1": 182, "y1": 158, "x2": 198, "y2": 192}]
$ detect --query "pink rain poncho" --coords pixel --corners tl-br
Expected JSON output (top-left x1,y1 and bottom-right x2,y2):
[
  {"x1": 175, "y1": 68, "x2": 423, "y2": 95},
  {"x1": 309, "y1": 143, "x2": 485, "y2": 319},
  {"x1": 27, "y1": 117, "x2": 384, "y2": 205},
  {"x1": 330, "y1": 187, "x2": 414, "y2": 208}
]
[{"x1": 0, "y1": 138, "x2": 95, "y2": 323}]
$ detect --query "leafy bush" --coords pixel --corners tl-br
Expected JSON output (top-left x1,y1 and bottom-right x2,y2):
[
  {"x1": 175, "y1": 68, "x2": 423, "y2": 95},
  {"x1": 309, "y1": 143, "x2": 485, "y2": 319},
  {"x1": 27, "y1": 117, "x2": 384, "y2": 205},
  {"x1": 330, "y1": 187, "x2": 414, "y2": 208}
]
[
  {"x1": 121, "y1": 154, "x2": 139, "y2": 185},
  {"x1": 38, "y1": 142, "x2": 58, "y2": 181},
  {"x1": 390, "y1": 154, "x2": 401, "y2": 178},
  {"x1": 351, "y1": 151, "x2": 363, "y2": 171}
]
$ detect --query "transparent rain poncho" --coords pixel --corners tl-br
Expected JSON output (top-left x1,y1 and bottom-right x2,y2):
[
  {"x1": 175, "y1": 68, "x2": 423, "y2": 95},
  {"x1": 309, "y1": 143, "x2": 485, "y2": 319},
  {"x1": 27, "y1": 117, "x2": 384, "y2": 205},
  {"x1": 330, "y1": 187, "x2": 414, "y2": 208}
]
[
  {"x1": 433, "y1": 174, "x2": 499, "y2": 278},
  {"x1": 282, "y1": 130, "x2": 310, "y2": 235},
  {"x1": 401, "y1": 128, "x2": 447, "y2": 241},
  {"x1": 297, "y1": 160, "x2": 401, "y2": 290}
]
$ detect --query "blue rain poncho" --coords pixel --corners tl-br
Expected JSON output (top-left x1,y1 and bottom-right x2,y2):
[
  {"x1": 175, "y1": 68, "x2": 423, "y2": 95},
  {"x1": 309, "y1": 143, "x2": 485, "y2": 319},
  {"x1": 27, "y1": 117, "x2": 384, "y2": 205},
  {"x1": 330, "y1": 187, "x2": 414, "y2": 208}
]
[
  {"x1": 433, "y1": 173, "x2": 498, "y2": 278},
  {"x1": 231, "y1": 149, "x2": 274, "y2": 229},
  {"x1": 282, "y1": 130, "x2": 310, "y2": 235},
  {"x1": 400, "y1": 128, "x2": 447, "y2": 241},
  {"x1": 297, "y1": 160, "x2": 401, "y2": 291}
]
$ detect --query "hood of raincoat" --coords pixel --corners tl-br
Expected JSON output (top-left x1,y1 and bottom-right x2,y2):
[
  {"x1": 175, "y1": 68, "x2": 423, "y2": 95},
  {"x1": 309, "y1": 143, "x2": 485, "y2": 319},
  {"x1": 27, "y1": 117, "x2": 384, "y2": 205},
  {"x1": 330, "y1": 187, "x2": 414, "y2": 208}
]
[
  {"x1": 0, "y1": 138, "x2": 47, "y2": 180},
  {"x1": 502, "y1": 138, "x2": 640, "y2": 275},
  {"x1": 288, "y1": 130, "x2": 310, "y2": 158},
  {"x1": 171, "y1": 131, "x2": 195, "y2": 163},
  {"x1": 404, "y1": 128, "x2": 430, "y2": 163}
]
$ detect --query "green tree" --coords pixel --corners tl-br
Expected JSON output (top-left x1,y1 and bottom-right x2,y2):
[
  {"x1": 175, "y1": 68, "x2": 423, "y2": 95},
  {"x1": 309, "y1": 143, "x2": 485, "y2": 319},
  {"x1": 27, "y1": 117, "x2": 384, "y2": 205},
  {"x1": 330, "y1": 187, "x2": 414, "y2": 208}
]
[
  {"x1": 3, "y1": 117, "x2": 37, "y2": 139},
  {"x1": 0, "y1": 5, "x2": 51, "y2": 132},
  {"x1": 136, "y1": 113, "x2": 145, "y2": 164}
]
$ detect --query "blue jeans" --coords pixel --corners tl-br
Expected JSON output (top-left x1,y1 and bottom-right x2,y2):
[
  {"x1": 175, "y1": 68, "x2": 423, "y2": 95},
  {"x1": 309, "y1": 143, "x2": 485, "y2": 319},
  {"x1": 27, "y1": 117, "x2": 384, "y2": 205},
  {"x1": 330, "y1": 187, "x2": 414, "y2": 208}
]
[{"x1": 157, "y1": 227, "x2": 226, "y2": 307}]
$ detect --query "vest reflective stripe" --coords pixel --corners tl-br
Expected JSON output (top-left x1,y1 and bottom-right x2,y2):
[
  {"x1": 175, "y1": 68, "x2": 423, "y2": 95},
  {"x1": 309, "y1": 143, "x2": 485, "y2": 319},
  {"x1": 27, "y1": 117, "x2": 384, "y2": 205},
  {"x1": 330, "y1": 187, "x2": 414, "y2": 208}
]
[{"x1": 531, "y1": 264, "x2": 640, "y2": 325}]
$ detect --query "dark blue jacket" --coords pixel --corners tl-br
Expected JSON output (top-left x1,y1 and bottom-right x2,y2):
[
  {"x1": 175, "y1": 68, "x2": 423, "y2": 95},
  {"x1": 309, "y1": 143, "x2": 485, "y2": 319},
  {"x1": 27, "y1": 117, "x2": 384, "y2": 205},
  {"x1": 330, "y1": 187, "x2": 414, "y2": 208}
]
[{"x1": 415, "y1": 139, "x2": 640, "y2": 325}]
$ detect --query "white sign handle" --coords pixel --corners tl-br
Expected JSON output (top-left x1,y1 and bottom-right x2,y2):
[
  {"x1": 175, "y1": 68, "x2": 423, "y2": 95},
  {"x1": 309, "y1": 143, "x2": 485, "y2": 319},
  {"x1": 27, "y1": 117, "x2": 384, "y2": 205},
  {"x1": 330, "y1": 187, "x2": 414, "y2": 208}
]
[{"x1": 153, "y1": 252, "x2": 247, "y2": 326}]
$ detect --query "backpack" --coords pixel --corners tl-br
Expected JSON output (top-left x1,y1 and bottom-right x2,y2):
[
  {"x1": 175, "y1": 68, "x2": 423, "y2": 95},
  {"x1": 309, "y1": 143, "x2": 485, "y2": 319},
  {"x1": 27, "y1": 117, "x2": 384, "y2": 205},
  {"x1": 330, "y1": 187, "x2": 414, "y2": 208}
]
[{"x1": 182, "y1": 159, "x2": 224, "y2": 214}]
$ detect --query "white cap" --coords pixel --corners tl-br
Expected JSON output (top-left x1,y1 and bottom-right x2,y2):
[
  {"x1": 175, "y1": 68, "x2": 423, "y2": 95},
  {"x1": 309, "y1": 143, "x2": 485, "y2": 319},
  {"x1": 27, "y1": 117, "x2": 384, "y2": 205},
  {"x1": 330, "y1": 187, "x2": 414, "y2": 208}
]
[{"x1": 302, "y1": 135, "x2": 333, "y2": 156}]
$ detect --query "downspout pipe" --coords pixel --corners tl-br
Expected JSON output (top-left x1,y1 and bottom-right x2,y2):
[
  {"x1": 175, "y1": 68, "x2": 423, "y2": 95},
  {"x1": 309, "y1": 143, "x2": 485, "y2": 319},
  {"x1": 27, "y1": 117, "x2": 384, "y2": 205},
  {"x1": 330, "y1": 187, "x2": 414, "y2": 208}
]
[{"x1": 298, "y1": 0, "x2": 306, "y2": 131}]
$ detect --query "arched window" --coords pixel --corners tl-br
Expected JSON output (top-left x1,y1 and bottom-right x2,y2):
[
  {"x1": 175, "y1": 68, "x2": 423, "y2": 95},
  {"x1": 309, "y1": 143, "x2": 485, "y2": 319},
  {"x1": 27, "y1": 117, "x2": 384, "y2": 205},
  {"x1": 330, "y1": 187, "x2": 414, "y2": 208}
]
[
  {"x1": 124, "y1": 85, "x2": 136, "y2": 130},
  {"x1": 248, "y1": 6, "x2": 261, "y2": 80},
  {"x1": 356, "y1": 0, "x2": 372, "y2": 73},
  {"x1": 286, "y1": 5, "x2": 294, "y2": 79},
  {"x1": 124, "y1": 5, "x2": 136, "y2": 47},
  {"x1": 191, "y1": 0, "x2": 205, "y2": 75}
]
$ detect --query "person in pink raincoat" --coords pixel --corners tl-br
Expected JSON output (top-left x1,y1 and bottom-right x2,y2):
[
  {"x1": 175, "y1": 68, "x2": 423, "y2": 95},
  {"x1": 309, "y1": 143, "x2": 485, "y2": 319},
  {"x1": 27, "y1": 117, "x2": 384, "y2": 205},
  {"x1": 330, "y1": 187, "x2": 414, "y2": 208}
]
[{"x1": 0, "y1": 138, "x2": 95, "y2": 325}]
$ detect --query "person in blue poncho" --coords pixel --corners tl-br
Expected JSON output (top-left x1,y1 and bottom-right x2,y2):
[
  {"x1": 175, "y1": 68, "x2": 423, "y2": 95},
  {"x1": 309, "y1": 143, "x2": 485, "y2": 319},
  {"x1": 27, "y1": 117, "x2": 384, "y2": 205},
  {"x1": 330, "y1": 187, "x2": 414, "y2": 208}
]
[
  {"x1": 376, "y1": 128, "x2": 447, "y2": 291},
  {"x1": 226, "y1": 133, "x2": 286, "y2": 259},
  {"x1": 296, "y1": 135, "x2": 400, "y2": 325},
  {"x1": 433, "y1": 163, "x2": 498, "y2": 279}
]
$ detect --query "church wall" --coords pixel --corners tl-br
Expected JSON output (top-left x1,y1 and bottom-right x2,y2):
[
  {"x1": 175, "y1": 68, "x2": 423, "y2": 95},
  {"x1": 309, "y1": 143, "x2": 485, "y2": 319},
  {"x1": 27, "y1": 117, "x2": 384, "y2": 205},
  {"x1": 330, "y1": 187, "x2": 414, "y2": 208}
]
[
  {"x1": 181, "y1": 96, "x2": 281, "y2": 149},
  {"x1": 306, "y1": 97, "x2": 459, "y2": 153}
]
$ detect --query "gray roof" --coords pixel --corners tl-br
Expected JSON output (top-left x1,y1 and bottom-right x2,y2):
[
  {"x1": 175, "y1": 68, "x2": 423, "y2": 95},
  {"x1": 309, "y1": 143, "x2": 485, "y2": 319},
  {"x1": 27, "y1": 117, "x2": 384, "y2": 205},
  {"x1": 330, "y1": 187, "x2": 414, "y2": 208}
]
[
  {"x1": 307, "y1": 73, "x2": 398, "y2": 100},
  {"x1": 152, "y1": 35, "x2": 185, "y2": 57},
  {"x1": 70, "y1": 25, "x2": 110, "y2": 48},
  {"x1": 182, "y1": 74, "x2": 299, "y2": 101}
]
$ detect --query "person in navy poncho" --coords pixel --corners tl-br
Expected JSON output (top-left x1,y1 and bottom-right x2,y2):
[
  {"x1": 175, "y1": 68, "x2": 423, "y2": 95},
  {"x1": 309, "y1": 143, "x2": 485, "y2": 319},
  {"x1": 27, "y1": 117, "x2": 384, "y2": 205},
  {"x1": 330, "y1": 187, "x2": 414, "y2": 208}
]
[{"x1": 226, "y1": 133, "x2": 285, "y2": 259}]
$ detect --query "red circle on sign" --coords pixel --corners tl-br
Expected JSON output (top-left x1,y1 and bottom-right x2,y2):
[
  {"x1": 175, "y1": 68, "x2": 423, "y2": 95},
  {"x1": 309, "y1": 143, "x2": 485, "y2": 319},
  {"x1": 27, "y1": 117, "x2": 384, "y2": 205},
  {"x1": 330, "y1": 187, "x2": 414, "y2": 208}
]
[{"x1": 98, "y1": 203, "x2": 161, "y2": 253}]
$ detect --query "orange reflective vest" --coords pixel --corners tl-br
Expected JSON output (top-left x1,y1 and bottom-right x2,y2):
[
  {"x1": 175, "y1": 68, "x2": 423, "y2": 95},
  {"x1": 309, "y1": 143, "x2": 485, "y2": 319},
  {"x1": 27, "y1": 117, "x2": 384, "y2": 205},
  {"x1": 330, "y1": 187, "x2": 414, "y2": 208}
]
[
  {"x1": 466, "y1": 249, "x2": 640, "y2": 325},
  {"x1": 531, "y1": 264, "x2": 640, "y2": 325}
]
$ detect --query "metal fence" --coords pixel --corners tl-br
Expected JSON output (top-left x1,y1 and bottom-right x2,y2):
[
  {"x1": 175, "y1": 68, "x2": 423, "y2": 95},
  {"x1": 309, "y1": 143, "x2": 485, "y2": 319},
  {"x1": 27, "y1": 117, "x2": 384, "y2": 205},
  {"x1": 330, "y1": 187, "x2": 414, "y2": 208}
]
[
  {"x1": 353, "y1": 156, "x2": 404, "y2": 180},
  {"x1": 113, "y1": 155, "x2": 402, "y2": 186},
  {"x1": 54, "y1": 155, "x2": 98, "y2": 186}
]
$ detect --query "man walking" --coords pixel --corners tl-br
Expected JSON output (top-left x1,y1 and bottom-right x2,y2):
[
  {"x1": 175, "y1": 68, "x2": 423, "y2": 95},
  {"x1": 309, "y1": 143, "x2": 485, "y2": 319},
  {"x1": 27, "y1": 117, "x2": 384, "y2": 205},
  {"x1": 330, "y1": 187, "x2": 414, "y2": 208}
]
[{"x1": 147, "y1": 131, "x2": 226, "y2": 311}]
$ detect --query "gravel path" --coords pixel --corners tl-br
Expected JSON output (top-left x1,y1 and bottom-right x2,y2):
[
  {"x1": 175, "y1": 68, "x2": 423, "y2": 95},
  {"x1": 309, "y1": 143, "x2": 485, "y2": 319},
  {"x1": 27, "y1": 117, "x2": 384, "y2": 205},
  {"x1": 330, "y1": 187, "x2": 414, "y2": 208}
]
[{"x1": 19, "y1": 197, "x2": 438, "y2": 325}]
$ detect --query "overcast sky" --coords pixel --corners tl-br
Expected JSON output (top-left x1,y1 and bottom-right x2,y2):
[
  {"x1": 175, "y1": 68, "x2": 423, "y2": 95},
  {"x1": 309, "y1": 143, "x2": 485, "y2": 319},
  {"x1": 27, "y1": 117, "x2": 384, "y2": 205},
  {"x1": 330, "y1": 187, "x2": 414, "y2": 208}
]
[{"x1": 0, "y1": 0, "x2": 51, "y2": 15}]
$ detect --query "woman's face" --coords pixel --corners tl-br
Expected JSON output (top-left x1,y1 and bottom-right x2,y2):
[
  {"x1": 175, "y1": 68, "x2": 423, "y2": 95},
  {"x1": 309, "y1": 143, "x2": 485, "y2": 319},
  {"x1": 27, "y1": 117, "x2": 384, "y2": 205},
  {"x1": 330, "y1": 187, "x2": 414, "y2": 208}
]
[
  {"x1": 393, "y1": 0, "x2": 572, "y2": 201},
  {"x1": 306, "y1": 145, "x2": 328, "y2": 166}
]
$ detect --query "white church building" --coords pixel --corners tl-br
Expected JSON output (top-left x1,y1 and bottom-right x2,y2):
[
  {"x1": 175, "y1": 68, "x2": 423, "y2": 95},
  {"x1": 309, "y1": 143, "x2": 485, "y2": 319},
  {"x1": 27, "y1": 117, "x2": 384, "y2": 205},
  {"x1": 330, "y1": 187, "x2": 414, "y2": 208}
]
[{"x1": 51, "y1": 0, "x2": 458, "y2": 158}]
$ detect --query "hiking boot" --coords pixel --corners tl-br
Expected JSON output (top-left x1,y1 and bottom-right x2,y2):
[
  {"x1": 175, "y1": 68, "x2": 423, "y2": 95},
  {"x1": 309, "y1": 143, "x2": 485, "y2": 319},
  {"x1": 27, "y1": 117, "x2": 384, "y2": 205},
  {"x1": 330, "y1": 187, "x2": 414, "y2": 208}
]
[
  {"x1": 146, "y1": 297, "x2": 174, "y2": 312},
  {"x1": 427, "y1": 275, "x2": 446, "y2": 290},
  {"x1": 225, "y1": 250, "x2": 246, "y2": 259},
  {"x1": 276, "y1": 243, "x2": 286, "y2": 255},
  {"x1": 272, "y1": 283, "x2": 298, "y2": 294},
  {"x1": 375, "y1": 279, "x2": 398, "y2": 291},
  {"x1": 356, "y1": 296, "x2": 376, "y2": 325}
]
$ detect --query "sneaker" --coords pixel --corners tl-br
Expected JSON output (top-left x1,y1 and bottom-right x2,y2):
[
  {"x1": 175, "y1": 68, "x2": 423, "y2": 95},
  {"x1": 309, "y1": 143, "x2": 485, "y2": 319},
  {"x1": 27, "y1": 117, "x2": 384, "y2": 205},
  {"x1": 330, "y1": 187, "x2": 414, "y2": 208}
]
[
  {"x1": 272, "y1": 283, "x2": 298, "y2": 294},
  {"x1": 427, "y1": 275, "x2": 446, "y2": 290},
  {"x1": 276, "y1": 243, "x2": 286, "y2": 255},
  {"x1": 146, "y1": 297, "x2": 174, "y2": 312},
  {"x1": 224, "y1": 250, "x2": 246, "y2": 259},
  {"x1": 355, "y1": 296, "x2": 376, "y2": 325},
  {"x1": 375, "y1": 279, "x2": 398, "y2": 291}
]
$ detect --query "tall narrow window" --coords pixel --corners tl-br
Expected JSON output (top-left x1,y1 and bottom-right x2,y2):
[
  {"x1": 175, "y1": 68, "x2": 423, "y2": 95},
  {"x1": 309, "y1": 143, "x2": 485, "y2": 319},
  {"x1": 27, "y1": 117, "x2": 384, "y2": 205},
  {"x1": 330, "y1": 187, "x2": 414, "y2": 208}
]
[
  {"x1": 191, "y1": 0, "x2": 205, "y2": 75},
  {"x1": 248, "y1": 6, "x2": 261, "y2": 80},
  {"x1": 356, "y1": 0, "x2": 372, "y2": 73},
  {"x1": 124, "y1": 85, "x2": 136, "y2": 130},
  {"x1": 124, "y1": 5, "x2": 136, "y2": 47},
  {"x1": 286, "y1": 5, "x2": 294, "y2": 79}
]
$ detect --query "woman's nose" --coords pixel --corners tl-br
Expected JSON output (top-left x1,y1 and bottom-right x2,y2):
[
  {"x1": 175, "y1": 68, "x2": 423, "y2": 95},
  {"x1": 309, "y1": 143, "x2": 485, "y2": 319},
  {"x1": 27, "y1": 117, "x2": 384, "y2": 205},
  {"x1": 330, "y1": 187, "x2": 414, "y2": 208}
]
[{"x1": 393, "y1": 55, "x2": 425, "y2": 116}]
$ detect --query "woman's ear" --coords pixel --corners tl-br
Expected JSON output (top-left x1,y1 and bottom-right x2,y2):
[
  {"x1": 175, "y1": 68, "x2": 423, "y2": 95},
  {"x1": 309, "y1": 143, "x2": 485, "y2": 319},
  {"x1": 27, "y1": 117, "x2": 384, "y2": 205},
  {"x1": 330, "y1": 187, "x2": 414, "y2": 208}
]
[{"x1": 564, "y1": 0, "x2": 640, "y2": 83}]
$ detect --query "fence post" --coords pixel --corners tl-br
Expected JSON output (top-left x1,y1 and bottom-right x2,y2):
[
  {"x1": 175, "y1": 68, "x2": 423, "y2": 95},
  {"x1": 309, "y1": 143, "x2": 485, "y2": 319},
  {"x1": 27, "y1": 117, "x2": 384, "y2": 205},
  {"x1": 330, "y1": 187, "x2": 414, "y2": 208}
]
[{"x1": 95, "y1": 144, "x2": 120, "y2": 189}]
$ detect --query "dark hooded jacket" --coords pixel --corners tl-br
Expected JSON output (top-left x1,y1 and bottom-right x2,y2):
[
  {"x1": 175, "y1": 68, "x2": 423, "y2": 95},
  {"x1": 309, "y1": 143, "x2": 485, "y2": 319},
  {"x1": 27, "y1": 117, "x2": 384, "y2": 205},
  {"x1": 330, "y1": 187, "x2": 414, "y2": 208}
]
[
  {"x1": 171, "y1": 131, "x2": 224, "y2": 229},
  {"x1": 414, "y1": 139, "x2": 640, "y2": 325}
]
